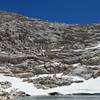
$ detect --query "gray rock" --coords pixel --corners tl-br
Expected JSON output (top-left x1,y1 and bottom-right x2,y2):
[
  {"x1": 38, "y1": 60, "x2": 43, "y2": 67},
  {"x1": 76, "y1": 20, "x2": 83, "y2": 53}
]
[
  {"x1": 0, "y1": 81, "x2": 12, "y2": 89},
  {"x1": 70, "y1": 65, "x2": 93, "y2": 80},
  {"x1": 33, "y1": 67, "x2": 49, "y2": 75},
  {"x1": 26, "y1": 76, "x2": 83, "y2": 89},
  {"x1": 93, "y1": 70, "x2": 100, "y2": 78},
  {"x1": 81, "y1": 56, "x2": 100, "y2": 65}
]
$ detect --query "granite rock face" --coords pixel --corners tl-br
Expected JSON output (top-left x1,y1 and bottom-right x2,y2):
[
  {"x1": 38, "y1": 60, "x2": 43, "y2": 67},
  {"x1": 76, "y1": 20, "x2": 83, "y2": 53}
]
[{"x1": 0, "y1": 12, "x2": 100, "y2": 90}]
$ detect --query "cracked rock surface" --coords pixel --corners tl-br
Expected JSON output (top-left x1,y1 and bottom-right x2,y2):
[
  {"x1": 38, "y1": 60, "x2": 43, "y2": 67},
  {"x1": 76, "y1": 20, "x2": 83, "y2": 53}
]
[{"x1": 0, "y1": 12, "x2": 100, "y2": 91}]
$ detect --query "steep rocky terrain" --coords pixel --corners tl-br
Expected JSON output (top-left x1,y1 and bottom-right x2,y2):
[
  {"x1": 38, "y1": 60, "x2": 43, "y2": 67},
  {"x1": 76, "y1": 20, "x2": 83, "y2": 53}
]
[{"x1": 0, "y1": 12, "x2": 100, "y2": 98}]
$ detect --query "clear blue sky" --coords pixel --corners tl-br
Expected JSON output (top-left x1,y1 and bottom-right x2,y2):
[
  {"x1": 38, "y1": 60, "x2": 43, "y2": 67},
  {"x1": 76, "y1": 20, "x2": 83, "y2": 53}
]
[{"x1": 0, "y1": 0, "x2": 100, "y2": 24}]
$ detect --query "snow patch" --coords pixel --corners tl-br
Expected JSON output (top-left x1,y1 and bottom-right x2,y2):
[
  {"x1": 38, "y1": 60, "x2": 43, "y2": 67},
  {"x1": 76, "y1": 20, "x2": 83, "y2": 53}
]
[
  {"x1": 0, "y1": 74, "x2": 47, "y2": 96},
  {"x1": 0, "y1": 74, "x2": 100, "y2": 96},
  {"x1": 47, "y1": 77, "x2": 100, "y2": 95}
]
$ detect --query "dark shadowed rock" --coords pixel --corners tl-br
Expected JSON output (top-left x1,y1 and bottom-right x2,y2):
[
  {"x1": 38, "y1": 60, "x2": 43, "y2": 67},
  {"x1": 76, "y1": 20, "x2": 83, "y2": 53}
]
[{"x1": 48, "y1": 92, "x2": 63, "y2": 96}]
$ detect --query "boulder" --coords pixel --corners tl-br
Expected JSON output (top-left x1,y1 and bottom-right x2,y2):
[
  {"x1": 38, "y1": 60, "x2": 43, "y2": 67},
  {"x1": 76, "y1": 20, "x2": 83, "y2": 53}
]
[
  {"x1": 93, "y1": 70, "x2": 100, "y2": 78},
  {"x1": 0, "y1": 81, "x2": 12, "y2": 89},
  {"x1": 70, "y1": 65, "x2": 93, "y2": 80}
]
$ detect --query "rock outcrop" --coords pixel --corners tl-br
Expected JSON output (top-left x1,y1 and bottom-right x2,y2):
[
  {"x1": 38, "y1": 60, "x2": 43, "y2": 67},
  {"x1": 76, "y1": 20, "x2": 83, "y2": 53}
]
[{"x1": 0, "y1": 12, "x2": 100, "y2": 97}]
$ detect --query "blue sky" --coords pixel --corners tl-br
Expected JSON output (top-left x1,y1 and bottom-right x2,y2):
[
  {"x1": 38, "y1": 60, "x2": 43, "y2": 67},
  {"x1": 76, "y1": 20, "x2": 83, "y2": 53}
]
[{"x1": 0, "y1": 0, "x2": 100, "y2": 24}]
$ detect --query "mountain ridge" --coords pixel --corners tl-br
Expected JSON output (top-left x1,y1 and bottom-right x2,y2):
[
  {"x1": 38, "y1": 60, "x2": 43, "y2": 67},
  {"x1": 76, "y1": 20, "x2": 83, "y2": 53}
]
[{"x1": 0, "y1": 12, "x2": 100, "y2": 99}]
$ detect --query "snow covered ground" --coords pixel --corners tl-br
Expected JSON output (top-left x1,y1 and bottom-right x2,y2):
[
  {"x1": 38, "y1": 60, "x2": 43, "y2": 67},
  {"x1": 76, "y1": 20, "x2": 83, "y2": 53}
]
[
  {"x1": 47, "y1": 77, "x2": 100, "y2": 95},
  {"x1": 0, "y1": 74, "x2": 46, "y2": 96},
  {"x1": 0, "y1": 74, "x2": 100, "y2": 96}
]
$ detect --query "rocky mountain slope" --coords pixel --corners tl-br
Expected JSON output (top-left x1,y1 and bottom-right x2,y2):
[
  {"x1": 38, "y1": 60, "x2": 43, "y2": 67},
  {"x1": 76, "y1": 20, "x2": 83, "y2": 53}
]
[{"x1": 0, "y1": 12, "x2": 100, "y2": 98}]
